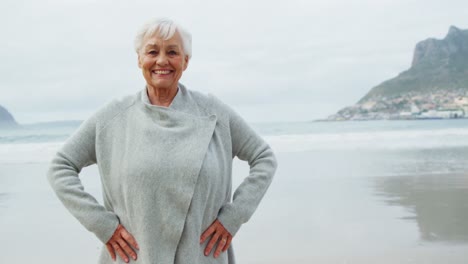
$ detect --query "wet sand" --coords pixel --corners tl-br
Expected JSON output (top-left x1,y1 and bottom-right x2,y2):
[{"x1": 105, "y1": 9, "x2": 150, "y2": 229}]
[{"x1": 1, "y1": 149, "x2": 468, "y2": 263}]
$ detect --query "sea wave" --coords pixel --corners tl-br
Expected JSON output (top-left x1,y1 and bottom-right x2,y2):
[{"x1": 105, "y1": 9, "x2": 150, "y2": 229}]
[
  {"x1": 0, "y1": 142, "x2": 63, "y2": 164},
  {"x1": 0, "y1": 134, "x2": 70, "y2": 144},
  {"x1": 266, "y1": 128, "x2": 468, "y2": 152},
  {"x1": 2, "y1": 128, "x2": 468, "y2": 164}
]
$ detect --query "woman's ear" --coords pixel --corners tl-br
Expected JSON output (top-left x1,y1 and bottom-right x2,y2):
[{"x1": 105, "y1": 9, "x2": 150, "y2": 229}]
[
  {"x1": 183, "y1": 55, "x2": 189, "y2": 71},
  {"x1": 137, "y1": 54, "x2": 142, "y2": 69}
]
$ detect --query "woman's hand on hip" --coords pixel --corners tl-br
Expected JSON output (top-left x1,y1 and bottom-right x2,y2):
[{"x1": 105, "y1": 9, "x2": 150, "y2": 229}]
[
  {"x1": 200, "y1": 219, "x2": 233, "y2": 258},
  {"x1": 106, "y1": 224, "x2": 139, "y2": 263}
]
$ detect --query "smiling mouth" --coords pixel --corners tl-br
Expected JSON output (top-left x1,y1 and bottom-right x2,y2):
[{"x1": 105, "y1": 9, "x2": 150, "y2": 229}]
[{"x1": 152, "y1": 70, "x2": 172, "y2": 75}]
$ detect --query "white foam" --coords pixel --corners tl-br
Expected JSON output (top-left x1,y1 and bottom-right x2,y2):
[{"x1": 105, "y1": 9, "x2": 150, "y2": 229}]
[
  {"x1": 265, "y1": 128, "x2": 468, "y2": 152},
  {"x1": 3, "y1": 128, "x2": 468, "y2": 163},
  {"x1": 0, "y1": 142, "x2": 63, "y2": 164}
]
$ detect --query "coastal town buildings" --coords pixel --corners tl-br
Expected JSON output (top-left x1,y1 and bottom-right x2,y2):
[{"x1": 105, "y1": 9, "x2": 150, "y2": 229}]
[{"x1": 329, "y1": 90, "x2": 468, "y2": 121}]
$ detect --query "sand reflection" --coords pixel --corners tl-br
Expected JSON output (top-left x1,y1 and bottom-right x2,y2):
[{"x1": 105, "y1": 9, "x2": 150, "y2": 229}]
[{"x1": 373, "y1": 173, "x2": 468, "y2": 243}]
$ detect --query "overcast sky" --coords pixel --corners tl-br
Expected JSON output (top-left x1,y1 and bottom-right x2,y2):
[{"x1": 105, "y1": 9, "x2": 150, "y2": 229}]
[{"x1": 1, "y1": 0, "x2": 468, "y2": 123}]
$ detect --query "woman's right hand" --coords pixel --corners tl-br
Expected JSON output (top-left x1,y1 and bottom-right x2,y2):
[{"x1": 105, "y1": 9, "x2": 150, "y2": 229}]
[{"x1": 106, "y1": 224, "x2": 139, "y2": 263}]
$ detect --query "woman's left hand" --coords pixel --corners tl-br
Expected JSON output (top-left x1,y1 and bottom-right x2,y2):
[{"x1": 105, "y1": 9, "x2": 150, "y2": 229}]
[{"x1": 200, "y1": 219, "x2": 232, "y2": 258}]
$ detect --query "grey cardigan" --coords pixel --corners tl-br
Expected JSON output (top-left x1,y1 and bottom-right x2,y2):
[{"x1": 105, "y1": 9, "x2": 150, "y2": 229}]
[{"x1": 47, "y1": 84, "x2": 277, "y2": 264}]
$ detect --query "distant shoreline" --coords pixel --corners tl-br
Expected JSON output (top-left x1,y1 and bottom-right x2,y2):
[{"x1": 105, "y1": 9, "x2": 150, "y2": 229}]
[{"x1": 314, "y1": 117, "x2": 468, "y2": 122}]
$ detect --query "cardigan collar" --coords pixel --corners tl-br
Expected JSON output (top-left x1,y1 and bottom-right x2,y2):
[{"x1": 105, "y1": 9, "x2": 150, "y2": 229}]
[{"x1": 140, "y1": 84, "x2": 186, "y2": 112}]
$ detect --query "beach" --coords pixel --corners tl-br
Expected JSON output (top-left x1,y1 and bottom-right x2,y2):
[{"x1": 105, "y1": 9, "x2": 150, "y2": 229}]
[{"x1": 1, "y1": 120, "x2": 468, "y2": 263}]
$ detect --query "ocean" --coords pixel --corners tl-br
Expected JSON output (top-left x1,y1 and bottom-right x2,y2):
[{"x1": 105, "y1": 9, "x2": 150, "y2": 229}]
[{"x1": 1, "y1": 119, "x2": 468, "y2": 263}]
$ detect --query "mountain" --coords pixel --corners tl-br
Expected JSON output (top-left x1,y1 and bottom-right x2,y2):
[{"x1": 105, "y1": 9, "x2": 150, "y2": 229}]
[
  {"x1": 0, "y1": 104, "x2": 19, "y2": 128},
  {"x1": 329, "y1": 26, "x2": 468, "y2": 121},
  {"x1": 361, "y1": 26, "x2": 468, "y2": 101}
]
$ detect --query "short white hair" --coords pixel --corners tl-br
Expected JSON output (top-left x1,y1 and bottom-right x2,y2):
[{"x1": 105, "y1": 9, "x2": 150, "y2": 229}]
[{"x1": 134, "y1": 18, "x2": 192, "y2": 59}]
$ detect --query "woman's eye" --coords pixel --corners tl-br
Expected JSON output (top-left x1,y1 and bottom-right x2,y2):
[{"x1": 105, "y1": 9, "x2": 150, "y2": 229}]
[
  {"x1": 168, "y1": 50, "x2": 177, "y2": 55},
  {"x1": 148, "y1": 50, "x2": 158, "y2": 55}
]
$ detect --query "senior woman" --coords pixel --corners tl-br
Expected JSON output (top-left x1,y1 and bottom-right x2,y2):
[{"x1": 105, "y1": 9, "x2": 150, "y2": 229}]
[{"x1": 47, "y1": 18, "x2": 277, "y2": 264}]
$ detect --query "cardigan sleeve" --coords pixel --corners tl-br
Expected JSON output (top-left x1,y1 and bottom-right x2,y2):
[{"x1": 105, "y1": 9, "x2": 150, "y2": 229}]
[
  {"x1": 216, "y1": 105, "x2": 278, "y2": 236},
  {"x1": 46, "y1": 112, "x2": 120, "y2": 244}
]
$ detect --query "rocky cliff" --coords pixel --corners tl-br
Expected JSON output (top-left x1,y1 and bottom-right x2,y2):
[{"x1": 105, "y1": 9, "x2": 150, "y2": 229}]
[{"x1": 361, "y1": 26, "x2": 468, "y2": 102}]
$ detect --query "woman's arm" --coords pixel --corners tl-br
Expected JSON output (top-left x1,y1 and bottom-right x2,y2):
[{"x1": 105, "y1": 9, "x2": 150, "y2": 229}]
[
  {"x1": 46, "y1": 113, "x2": 120, "y2": 244},
  {"x1": 201, "y1": 102, "x2": 277, "y2": 258},
  {"x1": 216, "y1": 104, "x2": 278, "y2": 236}
]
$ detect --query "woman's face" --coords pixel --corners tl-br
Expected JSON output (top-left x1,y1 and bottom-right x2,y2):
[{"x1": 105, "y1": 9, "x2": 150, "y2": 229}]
[{"x1": 138, "y1": 31, "x2": 189, "y2": 91}]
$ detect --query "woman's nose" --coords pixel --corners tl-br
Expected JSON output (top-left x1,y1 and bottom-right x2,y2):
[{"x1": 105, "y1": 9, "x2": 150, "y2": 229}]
[{"x1": 156, "y1": 54, "x2": 168, "y2": 65}]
